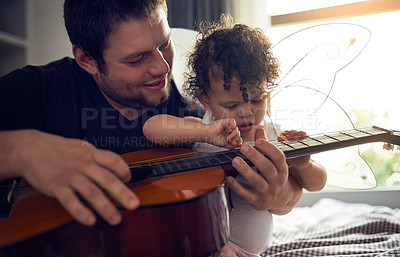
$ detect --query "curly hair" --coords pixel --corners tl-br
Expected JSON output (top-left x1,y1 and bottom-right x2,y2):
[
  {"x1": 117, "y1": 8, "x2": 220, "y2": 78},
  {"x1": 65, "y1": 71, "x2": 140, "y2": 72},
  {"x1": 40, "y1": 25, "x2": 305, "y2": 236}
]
[{"x1": 183, "y1": 13, "x2": 279, "y2": 104}]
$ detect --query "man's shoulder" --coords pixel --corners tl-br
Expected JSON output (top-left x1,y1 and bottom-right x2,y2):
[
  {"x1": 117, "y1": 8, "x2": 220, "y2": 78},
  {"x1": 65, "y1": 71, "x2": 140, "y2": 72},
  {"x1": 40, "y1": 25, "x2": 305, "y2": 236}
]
[
  {"x1": 0, "y1": 57, "x2": 81, "y2": 83},
  {"x1": 32, "y1": 57, "x2": 82, "y2": 80},
  {"x1": 0, "y1": 56, "x2": 87, "y2": 116},
  {"x1": 0, "y1": 57, "x2": 86, "y2": 134},
  {"x1": 40, "y1": 57, "x2": 80, "y2": 71}
]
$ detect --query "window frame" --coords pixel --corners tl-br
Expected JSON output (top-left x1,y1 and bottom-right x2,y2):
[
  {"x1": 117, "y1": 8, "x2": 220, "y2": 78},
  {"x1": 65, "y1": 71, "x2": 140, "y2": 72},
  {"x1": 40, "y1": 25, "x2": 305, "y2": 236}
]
[{"x1": 270, "y1": 0, "x2": 400, "y2": 26}]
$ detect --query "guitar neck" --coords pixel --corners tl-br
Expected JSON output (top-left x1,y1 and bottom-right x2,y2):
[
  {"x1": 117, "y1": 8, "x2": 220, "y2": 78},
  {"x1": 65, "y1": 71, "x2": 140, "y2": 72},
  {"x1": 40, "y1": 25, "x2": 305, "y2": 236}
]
[
  {"x1": 276, "y1": 126, "x2": 396, "y2": 159},
  {"x1": 129, "y1": 126, "x2": 399, "y2": 182}
]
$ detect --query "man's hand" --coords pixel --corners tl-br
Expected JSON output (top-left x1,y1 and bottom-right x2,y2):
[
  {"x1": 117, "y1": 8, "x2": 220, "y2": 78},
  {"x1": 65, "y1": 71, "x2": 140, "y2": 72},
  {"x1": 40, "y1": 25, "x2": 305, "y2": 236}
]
[
  {"x1": 2, "y1": 130, "x2": 139, "y2": 226},
  {"x1": 206, "y1": 118, "x2": 242, "y2": 149},
  {"x1": 218, "y1": 241, "x2": 249, "y2": 257},
  {"x1": 226, "y1": 128, "x2": 303, "y2": 215}
]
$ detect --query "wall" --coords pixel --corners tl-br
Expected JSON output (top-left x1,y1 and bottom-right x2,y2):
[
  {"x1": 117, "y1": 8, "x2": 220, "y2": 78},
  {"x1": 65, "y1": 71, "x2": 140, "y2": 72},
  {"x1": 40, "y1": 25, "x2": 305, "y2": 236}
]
[
  {"x1": 27, "y1": 0, "x2": 72, "y2": 65},
  {"x1": 231, "y1": 0, "x2": 270, "y2": 33}
]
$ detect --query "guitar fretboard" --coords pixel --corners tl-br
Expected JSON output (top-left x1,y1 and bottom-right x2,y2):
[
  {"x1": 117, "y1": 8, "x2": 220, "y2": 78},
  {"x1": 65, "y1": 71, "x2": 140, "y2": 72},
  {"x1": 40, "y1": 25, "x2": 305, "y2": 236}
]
[
  {"x1": 129, "y1": 127, "x2": 395, "y2": 182},
  {"x1": 276, "y1": 126, "x2": 389, "y2": 159}
]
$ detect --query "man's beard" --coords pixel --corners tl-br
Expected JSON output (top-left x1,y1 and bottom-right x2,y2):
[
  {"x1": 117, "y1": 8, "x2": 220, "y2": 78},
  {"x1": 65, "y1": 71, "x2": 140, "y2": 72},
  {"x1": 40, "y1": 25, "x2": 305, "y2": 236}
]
[
  {"x1": 98, "y1": 74, "x2": 172, "y2": 110},
  {"x1": 110, "y1": 86, "x2": 170, "y2": 109}
]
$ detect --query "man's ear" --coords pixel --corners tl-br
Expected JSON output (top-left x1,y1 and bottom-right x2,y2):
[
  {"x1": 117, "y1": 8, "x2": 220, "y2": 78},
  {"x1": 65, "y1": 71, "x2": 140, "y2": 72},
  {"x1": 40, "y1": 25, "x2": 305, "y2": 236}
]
[
  {"x1": 72, "y1": 45, "x2": 99, "y2": 75},
  {"x1": 196, "y1": 92, "x2": 211, "y2": 111}
]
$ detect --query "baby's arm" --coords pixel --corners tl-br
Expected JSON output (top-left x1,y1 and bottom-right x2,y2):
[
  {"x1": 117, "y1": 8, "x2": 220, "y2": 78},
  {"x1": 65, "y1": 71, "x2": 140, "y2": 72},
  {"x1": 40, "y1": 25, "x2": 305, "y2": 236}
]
[
  {"x1": 279, "y1": 130, "x2": 327, "y2": 191},
  {"x1": 143, "y1": 114, "x2": 242, "y2": 149},
  {"x1": 289, "y1": 157, "x2": 326, "y2": 191}
]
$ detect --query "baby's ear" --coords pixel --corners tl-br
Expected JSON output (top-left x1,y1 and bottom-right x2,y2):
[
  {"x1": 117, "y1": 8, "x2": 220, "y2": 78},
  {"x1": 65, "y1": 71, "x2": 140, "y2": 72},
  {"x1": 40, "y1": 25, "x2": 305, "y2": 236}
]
[{"x1": 197, "y1": 92, "x2": 211, "y2": 111}]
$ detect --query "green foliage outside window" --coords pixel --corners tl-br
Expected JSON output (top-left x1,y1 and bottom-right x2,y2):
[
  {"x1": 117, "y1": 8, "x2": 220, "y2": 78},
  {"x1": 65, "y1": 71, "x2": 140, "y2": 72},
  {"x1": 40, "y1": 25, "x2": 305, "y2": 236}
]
[{"x1": 350, "y1": 109, "x2": 400, "y2": 187}]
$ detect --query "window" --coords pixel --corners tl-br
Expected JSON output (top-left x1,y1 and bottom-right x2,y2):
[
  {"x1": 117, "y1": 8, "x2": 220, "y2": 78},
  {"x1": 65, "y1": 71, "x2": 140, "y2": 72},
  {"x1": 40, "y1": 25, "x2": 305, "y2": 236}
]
[{"x1": 266, "y1": 0, "x2": 400, "y2": 189}]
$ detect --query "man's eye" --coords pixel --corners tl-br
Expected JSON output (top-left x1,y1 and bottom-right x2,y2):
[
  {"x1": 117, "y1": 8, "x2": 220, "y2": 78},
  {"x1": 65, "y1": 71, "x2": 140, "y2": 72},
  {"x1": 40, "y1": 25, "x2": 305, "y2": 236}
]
[
  {"x1": 129, "y1": 55, "x2": 146, "y2": 65},
  {"x1": 224, "y1": 104, "x2": 237, "y2": 110},
  {"x1": 159, "y1": 40, "x2": 171, "y2": 51}
]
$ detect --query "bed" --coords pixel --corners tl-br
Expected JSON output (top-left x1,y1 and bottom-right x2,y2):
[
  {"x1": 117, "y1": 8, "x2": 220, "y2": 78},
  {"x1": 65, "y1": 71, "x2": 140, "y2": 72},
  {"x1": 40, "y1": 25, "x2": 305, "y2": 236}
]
[{"x1": 262, "y1": 197, "x2": 400, "y2": 257}]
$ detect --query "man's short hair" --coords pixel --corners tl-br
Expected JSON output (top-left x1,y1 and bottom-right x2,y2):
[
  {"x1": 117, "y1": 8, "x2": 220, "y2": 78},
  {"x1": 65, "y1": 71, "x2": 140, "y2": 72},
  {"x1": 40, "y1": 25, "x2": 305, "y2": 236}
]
[{"x1": 64, "y1": 0, "x2": 167, "y2": 73}]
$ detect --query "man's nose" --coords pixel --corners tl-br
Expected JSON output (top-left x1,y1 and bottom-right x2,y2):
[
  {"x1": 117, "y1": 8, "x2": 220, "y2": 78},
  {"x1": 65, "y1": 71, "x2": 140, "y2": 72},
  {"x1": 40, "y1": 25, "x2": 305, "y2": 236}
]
[{"x1": 149, "y1": 50, "x2": 170, "y2": 76}]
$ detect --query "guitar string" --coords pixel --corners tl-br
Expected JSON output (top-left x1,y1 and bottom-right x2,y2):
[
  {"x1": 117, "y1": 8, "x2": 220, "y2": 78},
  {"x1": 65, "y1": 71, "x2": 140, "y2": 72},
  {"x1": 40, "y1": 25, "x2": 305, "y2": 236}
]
[{"x1": 127, "y1": 151, "x2": 201, "y2": 167}]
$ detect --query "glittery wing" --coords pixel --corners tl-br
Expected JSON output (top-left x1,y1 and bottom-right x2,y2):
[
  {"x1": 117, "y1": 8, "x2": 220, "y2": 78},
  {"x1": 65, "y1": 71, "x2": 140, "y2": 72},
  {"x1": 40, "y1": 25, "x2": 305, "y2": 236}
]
[{"x1": 268, "y1": 23, "x2": 375, "y2": 189}]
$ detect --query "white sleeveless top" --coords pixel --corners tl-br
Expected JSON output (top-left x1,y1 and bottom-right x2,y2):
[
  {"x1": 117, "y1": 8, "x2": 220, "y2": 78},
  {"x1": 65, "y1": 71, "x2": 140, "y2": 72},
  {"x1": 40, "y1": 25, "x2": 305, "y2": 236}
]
[{"x1": 193, "y1": 111, "x2": 280, "y2": 256}]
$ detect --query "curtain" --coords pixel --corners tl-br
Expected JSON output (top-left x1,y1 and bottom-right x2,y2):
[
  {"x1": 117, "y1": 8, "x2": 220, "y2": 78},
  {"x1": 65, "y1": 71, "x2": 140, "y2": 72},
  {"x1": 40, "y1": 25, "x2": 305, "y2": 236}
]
[{"x1": 167, "y1": 0, "x2": 233, "y2": 30}]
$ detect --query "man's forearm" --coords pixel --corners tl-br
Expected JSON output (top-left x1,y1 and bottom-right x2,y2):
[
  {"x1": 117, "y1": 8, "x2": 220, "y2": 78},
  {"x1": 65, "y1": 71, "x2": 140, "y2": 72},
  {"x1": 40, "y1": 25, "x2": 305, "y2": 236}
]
[{"x1": 269, "y1": 176, "x2": 303, "y2": 215}]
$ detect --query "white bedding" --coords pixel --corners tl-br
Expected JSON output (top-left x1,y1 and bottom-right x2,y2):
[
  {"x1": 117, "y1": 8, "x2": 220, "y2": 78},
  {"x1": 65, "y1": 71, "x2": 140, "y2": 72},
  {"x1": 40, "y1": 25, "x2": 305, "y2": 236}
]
[{"x1": 263, "y1": 198, "x2": 400, "y2": 257}]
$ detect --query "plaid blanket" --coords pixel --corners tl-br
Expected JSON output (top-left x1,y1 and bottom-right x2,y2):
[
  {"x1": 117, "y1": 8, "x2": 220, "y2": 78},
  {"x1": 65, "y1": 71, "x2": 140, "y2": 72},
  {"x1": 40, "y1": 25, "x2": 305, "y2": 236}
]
[{"x1": 263, "y1": 198, "x2": 400, "y2": 257}]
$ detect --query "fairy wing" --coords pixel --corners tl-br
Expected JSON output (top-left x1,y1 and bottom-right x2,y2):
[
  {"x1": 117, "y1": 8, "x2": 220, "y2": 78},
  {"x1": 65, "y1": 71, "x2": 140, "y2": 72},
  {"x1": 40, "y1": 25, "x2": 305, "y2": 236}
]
[
  {"x1": 269, "y1": 23, "x2": 371, "y2": 116},
  {"x1": 268, "y1": 23, "x2": 375, "y2": 189}
]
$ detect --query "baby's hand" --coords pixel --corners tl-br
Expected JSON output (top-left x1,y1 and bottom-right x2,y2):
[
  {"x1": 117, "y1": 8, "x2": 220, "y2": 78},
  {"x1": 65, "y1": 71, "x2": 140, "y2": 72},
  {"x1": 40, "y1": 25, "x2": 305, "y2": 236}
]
[
  {"x1": 278, "y1": 130, "x2": 310, "y2": 169},
  {"x1": 206, "y1": 119, "x2": 242, "y2": 149},
  {"x1": 278, "y1": 130, "x2": 308, "y2": 142}
]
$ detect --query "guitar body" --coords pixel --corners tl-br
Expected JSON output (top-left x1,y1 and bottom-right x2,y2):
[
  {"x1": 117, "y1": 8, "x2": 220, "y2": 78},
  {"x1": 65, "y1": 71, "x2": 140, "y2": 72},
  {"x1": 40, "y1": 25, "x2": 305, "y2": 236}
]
[{"x1": 0, "y1": 148, "x2": 229, "y2": 257}]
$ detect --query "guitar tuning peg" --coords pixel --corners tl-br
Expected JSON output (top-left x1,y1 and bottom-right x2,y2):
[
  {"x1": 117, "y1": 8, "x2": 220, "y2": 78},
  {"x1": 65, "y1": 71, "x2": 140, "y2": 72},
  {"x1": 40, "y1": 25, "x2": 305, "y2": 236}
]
[{"x1": 383, "y1": 143, "x2": 394, "y2": 151}]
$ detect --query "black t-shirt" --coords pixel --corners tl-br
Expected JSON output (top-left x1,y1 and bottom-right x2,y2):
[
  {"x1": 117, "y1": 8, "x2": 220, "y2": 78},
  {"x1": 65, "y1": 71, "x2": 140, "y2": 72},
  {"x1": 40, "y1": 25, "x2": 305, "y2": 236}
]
[{"x1": 0, "y1": 57, "x2": 200, "y2": 154}]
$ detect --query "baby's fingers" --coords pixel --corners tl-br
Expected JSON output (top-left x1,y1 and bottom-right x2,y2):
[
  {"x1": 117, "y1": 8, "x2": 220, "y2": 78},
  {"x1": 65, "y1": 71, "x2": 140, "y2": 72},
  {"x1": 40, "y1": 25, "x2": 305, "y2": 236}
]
[{"x1": 280, "y1": 130, "x2": 308, "y2": 141}]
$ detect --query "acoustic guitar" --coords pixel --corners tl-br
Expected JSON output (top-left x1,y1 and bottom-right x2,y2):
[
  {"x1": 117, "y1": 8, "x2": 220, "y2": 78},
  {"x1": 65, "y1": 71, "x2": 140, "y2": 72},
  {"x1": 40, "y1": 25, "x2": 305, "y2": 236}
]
[{"x1": 0, "y1": 126, "x2": 399, "y2": 257}]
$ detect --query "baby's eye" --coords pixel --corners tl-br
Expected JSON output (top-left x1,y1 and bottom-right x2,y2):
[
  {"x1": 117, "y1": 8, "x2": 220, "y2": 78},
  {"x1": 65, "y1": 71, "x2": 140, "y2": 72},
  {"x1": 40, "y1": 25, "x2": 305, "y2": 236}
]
[
  {"x1": 251, "y1": 99, "x2": 264, "y2": 104},
  {"x1": 224, "y1": 104, "x2": 238, "y2": 110}
]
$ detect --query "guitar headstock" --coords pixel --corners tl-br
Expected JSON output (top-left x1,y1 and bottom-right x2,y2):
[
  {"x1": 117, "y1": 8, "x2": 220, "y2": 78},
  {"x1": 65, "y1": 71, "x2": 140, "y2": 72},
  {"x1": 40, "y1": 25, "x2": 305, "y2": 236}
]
[{"x1": 372, "y1": 126, "x2": 400, "y2": 151}]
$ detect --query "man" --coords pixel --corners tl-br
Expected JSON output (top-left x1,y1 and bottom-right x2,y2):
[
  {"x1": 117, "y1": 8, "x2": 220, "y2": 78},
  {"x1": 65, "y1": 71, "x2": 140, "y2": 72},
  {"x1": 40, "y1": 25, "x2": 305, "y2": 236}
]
[{"x1": 0, "y1": 0, "x2": 302, "y2": 243}]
